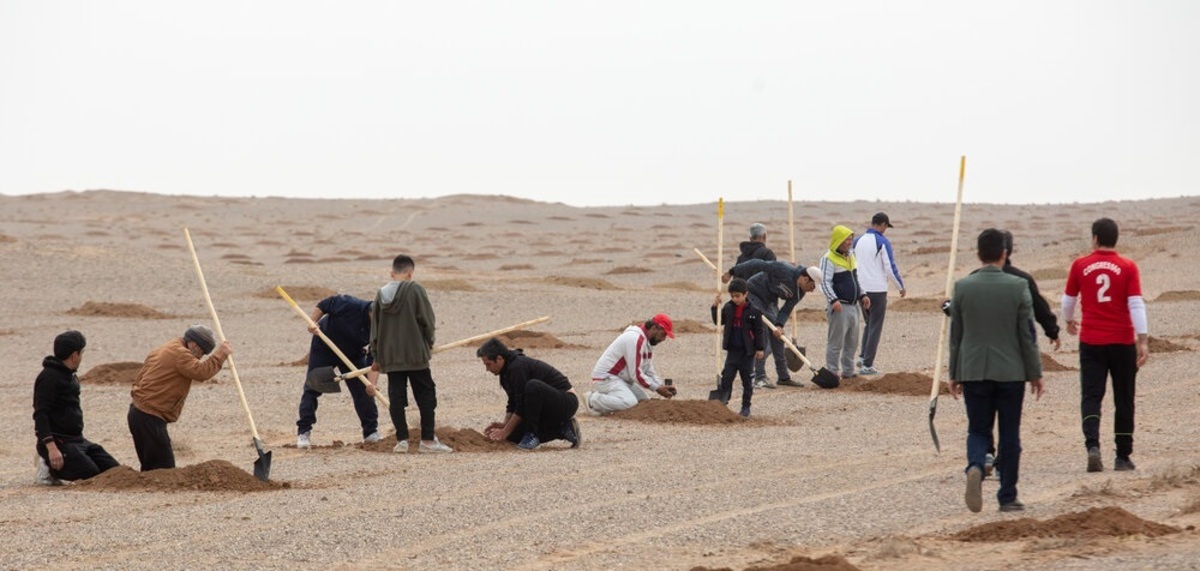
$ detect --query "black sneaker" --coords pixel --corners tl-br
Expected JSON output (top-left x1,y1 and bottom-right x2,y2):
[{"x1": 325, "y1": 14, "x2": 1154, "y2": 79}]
[
  {"x1": 561, "y1": 418, "x2": 581, "y2": 449},
  {"x1": 776, "y1": 378, "x2": 804, "y2": 387},
  {"x1": 999, "y1": 500, "x2": 1026, "y2": 512},
  {"x1": 517, "y1": 432, "x2": 541, "y2": 451},
  {"x1": 1087, "y1": 446, "x2": 1103, "y2": 472},
  {"x1": 739, "y1": 405, "x2": 750, "y2": 417},
  {"x1": 1114, "y1": 456, "x2": 1136, "y2": 471}
]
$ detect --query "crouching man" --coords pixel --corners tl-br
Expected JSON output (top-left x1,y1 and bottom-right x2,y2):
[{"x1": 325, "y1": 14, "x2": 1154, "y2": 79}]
[{"x1": 477, "y1": 338, "x2": 580, "y2": 450}]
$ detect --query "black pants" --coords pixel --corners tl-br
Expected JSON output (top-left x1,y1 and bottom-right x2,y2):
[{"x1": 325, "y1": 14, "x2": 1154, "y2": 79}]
[
  {"x1": 1080, "y1": 342, "x2": 1138, "y2": 457},
  {"x1": 963, "y1": 381, "x2": 1025, "y2": 506},
  {"x1": 387, "y1": 368, "x2": 438, "y2": 442},
  {"x1": 297, "y1": 363, "x2": 379, "y2": 437},
  {"x1": 505, "y1": 380, "x2": 580, "y2": 443},
  {"x1": 37, "y1": 436, "x2": 119, "y2": 481},
  {"x1": 128, "y1": 404, "x2": 175, "y2": 471},
  {"x1": 718, "y1": 351, "x2": 755, "y2": 408}
]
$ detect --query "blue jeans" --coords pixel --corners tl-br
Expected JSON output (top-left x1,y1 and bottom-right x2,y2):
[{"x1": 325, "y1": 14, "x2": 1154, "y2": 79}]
[
  {"x1": 298, "y1": 361, "x2": 379, "y2": 438},
  {"x1": 963, "y1": 381, "x2": 1026, "y2": 505}
]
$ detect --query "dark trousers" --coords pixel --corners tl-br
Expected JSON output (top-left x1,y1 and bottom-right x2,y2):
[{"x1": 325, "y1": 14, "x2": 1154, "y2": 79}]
[
  {"x1": 387, "y1": 368, "x2": 437, "y2": 442},
  {"x1": 505, "y1": 380, "x2": 580, "y2": 443},
  {"x1": 963, "y1": 381, "x2": 1026, "y2": 505},
  {"x1": 718, "y1": 351, "x2": 755, "y2": 408},
  {"x1": 127, "y1": 404, "x2": 175, "y2": 471},
  {"x1": 858, "y1": 292, "x2": 889, "y2": 367},
  {"x1": 37, "y1": 436, "x2": 119, "y2": 481},
  {"x1": 749, "y1": 296, "x2": 790, "y2": 382},
  {"x1": 297, "y1": 366, "x2": 379, "y2": 438},
  {"x1": 1080, "y1": 342, "x2": 1138, "y2": 457}
]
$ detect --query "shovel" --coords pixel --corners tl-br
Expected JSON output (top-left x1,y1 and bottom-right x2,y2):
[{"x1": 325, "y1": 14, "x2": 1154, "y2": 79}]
[
  {"x1": 305, "y1": 365, "x2": 372, "y2": 394},
  {"x1": 184, "y1": 228, "x2": 271, "y2": 482},
  {"x1": 762, "y1": 320, "x2": 839, "y2": 389},
  {"x1": 277, "y1": 286, "x2": 391, "y2": 408}
]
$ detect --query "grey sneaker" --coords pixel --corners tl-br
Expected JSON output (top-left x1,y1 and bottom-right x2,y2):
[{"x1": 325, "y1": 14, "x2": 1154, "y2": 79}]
[
  {"x1": 419, "y1": 438, "x2": 453, "y2": 454},
  {"x1": 754, "y1": 377, "x2": 777, "y2": 389},
  {"x1": 1087, "y1": 446, "x2": 1103, "y2": 472},
  {"x1": 776, "y1": 378, "x2": 804, "y2": 387},
  {"x1": 363, "y1": 431, "x2": 382, "y2": 444},
  {"x1": 393, "y1": 440, "x2": 409, "y2": 453},
  {"x1": 297, "y1": 431, "x2": 312, "y2": 449},
  {"x1": 983, "y1": 453, "x2": 995, "y2": 478},
  {"x1": 739, "y1": 405, "x2": 751, "y2": 418},
  {"x1": 1114, "y1": 456, "x2": 1136, "y2": 471},
  {"x1": 859, "y1": 366, "x2": 880, "y2": 376},
  {"x1": 35, "y1": 457, "x2": 63, "y2": 487},
  {"x1": 965, "y1": 466, "x2": 983, "y2": 513}
]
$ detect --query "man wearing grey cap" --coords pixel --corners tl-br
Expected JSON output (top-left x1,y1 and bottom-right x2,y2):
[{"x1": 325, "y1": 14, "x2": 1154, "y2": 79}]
[
  {"x1": 127, "y1": 325, "x2": 233, "y2": 471},
  {"x1": 736, "y1": 223, "x2": 777, "y2": 265},
  {"x1": 853, "y1": 212, "x2": 906, "y2": 375}
]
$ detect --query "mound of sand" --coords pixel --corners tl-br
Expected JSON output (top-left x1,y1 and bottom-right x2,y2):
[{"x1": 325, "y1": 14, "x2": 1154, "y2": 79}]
[
  {"x1": 889, "y1": 297, "x2": 944, "y2": 313},
  {"x1": 1042, "y1": 352, "x2": 1076, "y2": 371},
  {"x1": 691, "y1": 554, "x2": 861, "y2": 571},
  {"x1": 75, "y1": 460, "x2": 288, "y2": 492},
  {"x1": 278, "y1": 354, "x2": 308, "y2": 367},
  {"x1": 1149, "y1": 336, "x2": 1189, "y2": 353},
  {"x1": 546, "y1": 276, "x2": 620, "y2": 290},
  {"x1": 1156, "y1": 290, "x2": 1200, "y2": 302},
  {"x1": 80, "y1": 361, "x2": 143, "y2": 384},
  {"x1": 914, "y1": 245, "x2": 951, "y2": 255},
  {"x1": 493, "y1": 329, "x2": 580, "y2": 350},
  {"x1": 357, "y1": 428, "x2": 511, "y2": 453},
  {"x1": 67, "y1": 301, "x2": 173, "y2": 319},
  {"x1": 652, "y1": 281, "x2": 706, "y2": 291},
  {"x1": 951, "y1": 506, "x2": 1180, "y2": 542},
  {"x1": 672, "y1": 319, "x2": 715, "y2": 334},
  {"x1": 258, "y1": 285, "x2": 336, "y2": 301},
  {"x1": 605, "y1": 266, "x2": 651, "y2": 275},
  {"x1": 423, "y1": 278, "x2": 478, "y2": 292},
  {"x1": 611, "y1": 399, "x2": 748, "y2": 425},
  {"x1": 842, "y1": 373, "x2": 942, "y2": 396},
  {"x1": 1, "y1": 233, "x2": 18, "y2": 243},
  {"x1": 499, "y1": 264, "x2": 534, "y2": 271}
]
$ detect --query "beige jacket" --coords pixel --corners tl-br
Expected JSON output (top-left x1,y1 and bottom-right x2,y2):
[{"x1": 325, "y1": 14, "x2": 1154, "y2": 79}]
[{"x1": 130, "y1": 338, "x2": 226, "y2": 422}]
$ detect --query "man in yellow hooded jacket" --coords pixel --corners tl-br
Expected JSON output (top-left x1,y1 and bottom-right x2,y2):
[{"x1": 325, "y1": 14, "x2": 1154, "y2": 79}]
[{"x1": 818, "y1": 225, "x2": 871, "y2": 379}]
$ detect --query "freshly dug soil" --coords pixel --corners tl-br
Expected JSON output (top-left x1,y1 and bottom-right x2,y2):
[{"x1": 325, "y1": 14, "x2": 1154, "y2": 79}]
[
  {"x1": 841, "y1": 373, "x2": 943, "y2": 396},
  {"x1": 357, "y1": 428, "x2": 512, "y2": 453},
  {"x1": 257, "y1": 285, "x2": 336, "y2": 301},
  {"x1": 673, "y1": 318, "x2": 716, "y2": 334},
  {"x1": 423, "y1": 278, "x2": 478, "y2": 292},
  {"x1": 75, "y1": 460, "x2": 288, "y2": 492},
  {"x1": 67, "y1": 301, "x2": 173, "y2": 319},
  {"x1": 889, "y1": 297, "x2": 944, "y2": 313},
  {"x1": 546, "y1": 275, "x2": 621, "y2": 290},
  {"x1": 1155, "y1": 290, "x2": 1200, "y2": 302},
  {"x1": 494, "y1": 329, "x2": 581, "y2": 350},
  {"x1": 278, "y1": 354, "x2": 309, "y2": 367},
  {"x1": 1042, "y1": 352, "x2": 1076, "y2": 371},
  {"x1": 951, "y1": 506, "x2": 1180, "y2": 542},
  {"x1": 611, "y1": 399, "x2": 749, "y2": 425},
  {"x1": 1149, "y1": 336, "x2": 1190, "y2": 353},
  {"x1": 605, "y1": 265, "x2": 652, "y2": 275},
  {"x1": 692, "y1": 555, "x2": 861, "y2": 571},
  {"x1": 79, "y1": 361, "x2": 143, "y2": 384}
]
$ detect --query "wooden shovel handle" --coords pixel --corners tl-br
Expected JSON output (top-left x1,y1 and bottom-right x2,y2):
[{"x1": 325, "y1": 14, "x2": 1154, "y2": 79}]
[
  {"x1": 184, "y1": 228, "x2": 261, "y2": 440},
  {"x1": 276, "y1": 286, "x2": 390, "y2": 408},
  {"x1": 761, "y1": 319, "x2": 817, "y2": 371},
  {"x1": 432, "y1": 316, "x2": 552, "y2": 353}
]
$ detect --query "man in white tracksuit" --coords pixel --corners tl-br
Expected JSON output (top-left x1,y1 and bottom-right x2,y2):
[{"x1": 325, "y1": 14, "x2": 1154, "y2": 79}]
[
  {"x1": 585, "y1": 314, "x2": 676, "y2": 414},
  {"x1": 853, "y1": 212, "x2": 906, "y2": 375}
]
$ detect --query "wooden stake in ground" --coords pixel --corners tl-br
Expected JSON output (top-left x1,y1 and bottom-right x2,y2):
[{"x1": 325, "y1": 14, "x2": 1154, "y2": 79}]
[
  {"x1": 788, "y1": 180, "x2": 798, "y2": 341},
  {"x1": 715, "y1": 198, "x2": 725, "y2": 387},
  {"x1": 183, "y1": 228, "x2": 272, "y2": 481},
  {"x1": 928, "y1": 156, "x2": 967, "y2": 453}
]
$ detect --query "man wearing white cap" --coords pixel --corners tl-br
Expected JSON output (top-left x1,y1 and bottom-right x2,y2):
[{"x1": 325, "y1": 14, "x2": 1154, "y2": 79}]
[
  {"x1": 585, "y1": 314, "x2": 676, "y2": 414},
  {"x1": 724, "y1": 261, "x2": 823, "y2": 387},
  {"x1": 127, "y1": 325, "x2": 232, "y2": 471}
]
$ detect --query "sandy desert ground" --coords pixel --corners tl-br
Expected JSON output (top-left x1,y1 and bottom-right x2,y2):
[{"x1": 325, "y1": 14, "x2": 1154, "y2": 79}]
[{"x1": 1, "y1": 190, "x2": 1199, "y2": 570}]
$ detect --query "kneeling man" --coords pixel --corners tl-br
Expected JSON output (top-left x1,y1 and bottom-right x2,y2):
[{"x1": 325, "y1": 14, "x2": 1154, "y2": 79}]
[
  {"x1": 478, "y1": 338, "x2": 580, "y2": 450},
  {"x1": 585, "y1": 314, "x2": 676, "y2": 415}
]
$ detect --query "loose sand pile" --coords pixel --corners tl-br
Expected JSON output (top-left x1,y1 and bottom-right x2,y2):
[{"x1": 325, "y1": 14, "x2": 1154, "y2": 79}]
[
  {"x1": 258, "y1": 285, "x2": 336, "y2": 300},
  {"x1": 889, "y1": 297, "x2": 944, "y2": 313},
  {"x1": 841, "y1": 373, "x2": 941, "y2": 396},
  {"x1": 546, "y1": 275, "x2": 621, "y2": 290},
  {"x1": 1042, "y1": 352, "x2": 1076, "y2": 371},
  {"x1": 357, "y1": 428, "x2": 512, "y2": 453},
  {"x1": 1149, "y1": 336, "x2": 1190, "y2": 353},
  {"x1": 278, "y1": 354, "x2": 309, "y2": 367},
  {"x1": 951, "y1": 506, "x2": 1180, "y2": 542},
  {"x1": 611, "y1": 399, "x2": 749, "y2": 425},
  {"x1": 79, "y1": 361, "x2": 143, "y2": 384},
  {"x1": 423, "y1": 278, "x2": 478, "y2": 292},
  {"x1": 605, "y1": 265, "x2": 652, "y2": 275},
  {"x1": 75, "y1": 460, "x2": 288, "y2": 492},
  {"x1": 691, "y1": 555, "x2": 861, "y2": 571},
  {"x1": 67, "y1": 301, "x2": 173, "y2": 319},
  {"x1": 673, "y1": 318, "x2": 716, "y2": 334},
  {"x1": 493, "y1": 329, "x2": 580, "y2": 350},
  {"x1": 653, "y1": 281, "x2": 707, "y2": 291},
  {"x1": 1156, "y1": 290, "x2": 1200, "y2": 302}
]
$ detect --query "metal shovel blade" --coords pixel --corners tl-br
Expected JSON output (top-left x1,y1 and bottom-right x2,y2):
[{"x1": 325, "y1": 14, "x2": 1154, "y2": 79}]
[
  {"x1": 810, "y1": 367, "x2": 840, "y2": 389},
  {"x1": 305, "y1": 366, "x2": 343, "y2": 394},
  {"x1": 252, "y1": 437, "x2": 272, "y2": 482},
  {"x1": 784, "y1": 340, "x2": 805, "y2": 373},
  {"x1": 928, "y1": 398, "x2": 941, "y2": 453}
]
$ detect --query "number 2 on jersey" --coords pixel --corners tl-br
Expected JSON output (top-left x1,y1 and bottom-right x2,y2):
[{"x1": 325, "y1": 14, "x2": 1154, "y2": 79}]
[{"x1": 1096, "y1": 273, "x2": 1112, "y2": 303}]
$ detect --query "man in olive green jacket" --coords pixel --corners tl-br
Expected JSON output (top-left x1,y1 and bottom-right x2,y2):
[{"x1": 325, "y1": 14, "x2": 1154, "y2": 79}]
[
  {"x1": 371, "y1": 254, "x2": 452, "y2": 454},
  {"x1": 948, "y1": 229, "x2": 1044, "y2": 514}
]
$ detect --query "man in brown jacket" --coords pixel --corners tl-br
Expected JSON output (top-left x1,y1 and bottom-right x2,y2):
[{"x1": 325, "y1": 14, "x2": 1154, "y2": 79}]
[{"x1": 127, "y1": 325, "x2": 232, "y2": 471}]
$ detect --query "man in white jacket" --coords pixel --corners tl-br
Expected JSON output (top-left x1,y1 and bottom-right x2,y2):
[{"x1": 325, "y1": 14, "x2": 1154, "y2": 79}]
[
  {"x1": 585, "y1": 314, "x2": 676, "y2": 414},
  {"x1": 852, "y1": 213, "x2": 906, "y2": 375}
]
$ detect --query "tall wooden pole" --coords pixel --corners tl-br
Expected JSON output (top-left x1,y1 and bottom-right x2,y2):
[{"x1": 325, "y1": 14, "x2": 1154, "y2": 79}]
[
  {"x1": 715, "y1": 198, "x2": 725, "y2": 383},
  {"x1": 928, "y1": 156, "x2": 967, "y2": 453},
  {"x1": 788, "y1": 180, "x2": 797, "y2": 340}
]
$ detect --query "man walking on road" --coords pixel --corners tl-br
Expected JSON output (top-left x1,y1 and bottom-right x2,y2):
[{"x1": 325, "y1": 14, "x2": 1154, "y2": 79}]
[{"x1": 853, "y1": 212, "x2": 905, "y2": 375}]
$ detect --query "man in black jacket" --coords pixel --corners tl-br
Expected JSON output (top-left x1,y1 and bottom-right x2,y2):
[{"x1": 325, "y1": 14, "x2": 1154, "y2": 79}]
[
  {"x1": 724, "y1": 259, "x2": 821, "y2": 388},
  {"x1": 32, "y1": 331, "x2": 119, "y2": 484},
  {"x1": 736, "y1": 223, "x2": 777, "y2": 264},
  {"x1": 477, "y1": 338, "x2": 580, "y2": 451}
]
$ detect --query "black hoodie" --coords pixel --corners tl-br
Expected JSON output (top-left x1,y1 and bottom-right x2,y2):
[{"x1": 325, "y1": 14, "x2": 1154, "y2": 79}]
[
  {"x1": 736, "y1": 241, "x2": 777, "y2": 265},
  {"x1": 32, "y1": 356, "x2": 84, "y2": 440}
]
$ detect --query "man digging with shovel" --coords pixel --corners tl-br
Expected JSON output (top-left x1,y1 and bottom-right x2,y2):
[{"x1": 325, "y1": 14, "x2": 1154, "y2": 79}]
[
  {"x1": 295, "y1": 294, "x2": 381, "y2": 449},
  {"x1": 723, "y1": 259, "x2": 822, "y2": 388}
]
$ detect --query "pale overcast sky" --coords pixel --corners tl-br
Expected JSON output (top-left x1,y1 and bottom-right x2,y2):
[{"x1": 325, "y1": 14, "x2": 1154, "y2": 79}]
[{"x1": 2, "y1": 1, "x2": 1196, "y2": 206}]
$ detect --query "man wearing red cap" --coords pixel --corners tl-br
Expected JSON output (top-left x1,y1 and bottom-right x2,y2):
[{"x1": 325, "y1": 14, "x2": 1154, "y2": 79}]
[{"x1": 585, "y1": 314, "x2": 676, "y2": 414}]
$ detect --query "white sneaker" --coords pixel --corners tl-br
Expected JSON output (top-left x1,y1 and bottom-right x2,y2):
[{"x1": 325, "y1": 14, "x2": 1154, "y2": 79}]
[
  {"x1": 297, "y1": 432, "x2": 312, "y2": 449},
  {"x1": 393, "y1": 440, "x2": 409, "y2": 453},
  {"x1": 35, "y1": 456, "x2": 63, "y2": 486},
  {"x1": 363, "y1": 431, "x2": 382, "y2": 443},
  {"x1": 418, "y1": 438, "x2": 453, "y2": 454}
]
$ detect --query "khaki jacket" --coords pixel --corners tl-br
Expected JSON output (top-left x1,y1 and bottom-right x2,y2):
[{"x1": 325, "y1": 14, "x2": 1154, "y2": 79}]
[{"x1": 131, "y1": 338, "x2": 226, "y2": 422}]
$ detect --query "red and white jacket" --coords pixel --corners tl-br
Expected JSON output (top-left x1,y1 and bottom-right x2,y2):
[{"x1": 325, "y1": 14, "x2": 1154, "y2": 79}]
[{"x1": 591, "y1": 325, "x2": 664, "y2": 390}]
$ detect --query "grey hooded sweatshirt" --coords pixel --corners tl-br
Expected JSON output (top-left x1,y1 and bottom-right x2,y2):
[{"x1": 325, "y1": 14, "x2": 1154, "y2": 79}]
[{"x1": 370, "y1": 280, "x2": 436, "y2": 372}]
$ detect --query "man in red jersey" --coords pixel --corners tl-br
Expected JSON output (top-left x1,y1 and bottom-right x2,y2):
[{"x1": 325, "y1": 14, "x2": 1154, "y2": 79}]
[{"x1": 1062, "y1": 218, "x2": 1149, "y2": 473}]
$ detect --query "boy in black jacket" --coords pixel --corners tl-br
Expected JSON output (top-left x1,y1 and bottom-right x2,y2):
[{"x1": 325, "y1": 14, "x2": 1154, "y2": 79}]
[{"x1": 710, "y1": 278, "x2": 766, "y2": 417}]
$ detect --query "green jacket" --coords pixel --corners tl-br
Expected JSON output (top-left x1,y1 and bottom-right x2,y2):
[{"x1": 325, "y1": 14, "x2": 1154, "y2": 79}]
[
  {"x1": 949, "y1": 266, "x2": 1042, "y2": 382},
  {"x1": 370, "y1": 280, "x2": 436, "y2": 372}
]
